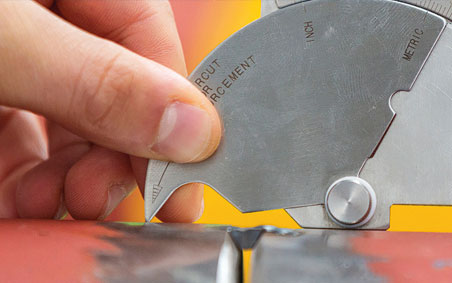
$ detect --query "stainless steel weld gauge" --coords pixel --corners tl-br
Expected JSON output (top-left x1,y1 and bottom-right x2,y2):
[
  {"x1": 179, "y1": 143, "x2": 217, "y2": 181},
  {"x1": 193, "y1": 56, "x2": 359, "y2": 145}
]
[{"x1": 145, "y1": 0, "x2": 452, "y2": 229}]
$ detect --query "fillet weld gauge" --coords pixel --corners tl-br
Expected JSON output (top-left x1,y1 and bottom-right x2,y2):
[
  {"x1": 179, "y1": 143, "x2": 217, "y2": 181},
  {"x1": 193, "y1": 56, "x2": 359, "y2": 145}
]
[{"x1": 145, "y1": 0, "x2": 452, "y2": 229}]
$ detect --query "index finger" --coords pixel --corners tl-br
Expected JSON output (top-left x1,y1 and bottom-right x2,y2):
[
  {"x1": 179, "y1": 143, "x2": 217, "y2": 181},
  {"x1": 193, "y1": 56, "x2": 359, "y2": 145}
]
[
  {"x1": 56, "y1": 0, "x2": 187, "y2": 75},
  {"x1": 55, "y1": 0, "x2": 211, "y2": 221}
]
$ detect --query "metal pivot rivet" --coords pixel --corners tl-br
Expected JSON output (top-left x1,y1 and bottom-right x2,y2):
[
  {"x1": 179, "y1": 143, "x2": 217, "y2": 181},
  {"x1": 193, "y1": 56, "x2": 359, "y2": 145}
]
[{"x1": 325, "y1": 177, "x2": 377, "y2": 228}]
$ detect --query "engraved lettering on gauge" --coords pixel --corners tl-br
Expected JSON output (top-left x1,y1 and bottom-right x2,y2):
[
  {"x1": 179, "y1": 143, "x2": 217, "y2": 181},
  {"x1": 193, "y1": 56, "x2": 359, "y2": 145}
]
[
  {"x1": 304, "y1": 21, "x2": 315, "y2": 43},
  {"x1": 194, "y1": 59, "x2": 220, "y2": 90},
  {"x1": 152, "y1": 185, "x2": 162, "y2": 203},
  {"x1": 193, "y1": 55, "x2": 256, "y2": 104},
  {"x1": 402, "y1": 28, "x2": 424, "y2": 61}
]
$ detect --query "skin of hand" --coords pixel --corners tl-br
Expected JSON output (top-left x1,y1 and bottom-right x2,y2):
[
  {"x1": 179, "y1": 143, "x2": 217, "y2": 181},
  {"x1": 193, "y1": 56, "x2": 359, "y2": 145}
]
[{"x1": 0, "y1": 0, "x2": 221, "y2": 221}]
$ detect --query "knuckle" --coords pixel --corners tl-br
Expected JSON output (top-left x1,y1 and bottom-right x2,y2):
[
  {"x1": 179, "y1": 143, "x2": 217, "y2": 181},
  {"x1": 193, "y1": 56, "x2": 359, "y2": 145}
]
[{"x1": 78, "y1": 50, "x2": 136, "y2": 132}]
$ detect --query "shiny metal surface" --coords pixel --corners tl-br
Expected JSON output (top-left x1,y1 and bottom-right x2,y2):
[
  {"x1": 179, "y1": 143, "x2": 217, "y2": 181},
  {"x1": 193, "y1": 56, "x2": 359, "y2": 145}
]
[
  {"x1": 97, "y1": 223, "x2": 240, "y2": 283},
  {"x1": 325, "y1": 177, "x2": 376, "y2": 227},
  {"x1": 288, "y1": 24, "x2": 452, "y2": 229},
  {"x1": 216, "y1": 233, "x2": 241, "y2": 283},
  {"x1": 227, "y1": 227, "x2": 264, "y2": 250},
  {"x1": 251, "y1": 229, "x2": 452, "y2": 282},
  {"x1": 145, "y1": 0, "x2": 446, "y2": 222},
  {"x1": 264, "y1": 0, "x2": 452, "y2": 21},
  {"x1": 261, "y1": 0, "x2": 306, "y2": 16},
  {"x1": 251, "y1": 230, "x2": 384, "y2": 283},
  {"x1": 4, "y1": 221, "x2": 452, "y2": 282},
  {"x1": 260, "y1": 0, "x2": 278, "y2": 16},
  {"x1": 361, "y1": 23, "x2": 452, "y2": 228},
  {"x1": 401, "y1": 0, "x2": 452, "y2": 20},
  {"x1": 0, "y1": 221, "x2": 242, "y2": 283}
]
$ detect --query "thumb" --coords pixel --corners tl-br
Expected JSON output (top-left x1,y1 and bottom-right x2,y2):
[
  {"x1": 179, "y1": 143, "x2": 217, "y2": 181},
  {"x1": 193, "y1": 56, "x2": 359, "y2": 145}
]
[{"x1": 0, "y1": 1, "x2": 221, "y2": 163}]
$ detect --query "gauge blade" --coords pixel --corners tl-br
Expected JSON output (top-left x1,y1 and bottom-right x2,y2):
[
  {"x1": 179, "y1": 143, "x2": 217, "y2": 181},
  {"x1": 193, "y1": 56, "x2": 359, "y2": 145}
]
[{"x1": 145, "y1": 0, "x2": 445, "y2": 221}]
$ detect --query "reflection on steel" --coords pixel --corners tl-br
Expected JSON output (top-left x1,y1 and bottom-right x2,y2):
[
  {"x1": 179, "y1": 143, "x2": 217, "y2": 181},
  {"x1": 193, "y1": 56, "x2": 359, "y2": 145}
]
[
  {"x1": 95, "y1": 223, "x2": 240, "y2": 283},
  {"x1": 0, "y1": 220, "x2": 239, "y2": 283},
  {"x1": 252, "y1": 229, "x2": 452, "y2": 282},
  {"x1": 1, "y1": 221, "x2": 452, "y2": 282}
]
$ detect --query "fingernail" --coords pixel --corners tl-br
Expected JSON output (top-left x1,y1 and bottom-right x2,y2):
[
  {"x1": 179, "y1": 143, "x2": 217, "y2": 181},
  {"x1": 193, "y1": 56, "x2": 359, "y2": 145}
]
[
  {"x1": 151, "y1": 102, "x2": 212, "y2": 163},
  {"x1": 194, "y1": 197, "x2": 205, "y2": 222},
  {"x1": 98, "y1": 185, "x2": 127, "y2": 220},
  {"x1": 54, "y1": 194, "x2": 68, "y2": 220}
]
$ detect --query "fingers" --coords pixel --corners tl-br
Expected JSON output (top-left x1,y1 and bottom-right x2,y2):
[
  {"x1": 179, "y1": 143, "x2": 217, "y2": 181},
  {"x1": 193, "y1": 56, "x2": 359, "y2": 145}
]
[
  {"x1": 16, "y1": 121, "x2": 90, "y2": 219},
  {"x1": 34, "y1": 0, "x2": 53, "y2": 8},
  {"x1": 47, "y1": 122, "x2": 86, "y2": 153},
  {"x1": 58, "y1": 0, "x2": 206, "y2": 220},
  {"x1": 56, "y1": 0, "x2": 187, "y2": 75},
  {"x1": 54, "y1": 0, "x2": 208, "y2": 221},
  {"x1": 5, "y1": 1, "x2": 214, "y2": 221},
  {"x1": 157, "y1": 183, "x2": 204, "y2": 223},
  {"x1": 16, "y1": 142, "x2": 90, "y2": 219},
  {"x1": 46, "y1": 124, "x2": 137, "y2": 220},
  {"x1": 64, "y1": 146, "x2": 136, "y2": 220},
  {"x1": 0, "y1": 108, "x2": 47, "y2": 218},
  {"x1": 0, "y1": 1, "x2": 221, "y2": 163}
]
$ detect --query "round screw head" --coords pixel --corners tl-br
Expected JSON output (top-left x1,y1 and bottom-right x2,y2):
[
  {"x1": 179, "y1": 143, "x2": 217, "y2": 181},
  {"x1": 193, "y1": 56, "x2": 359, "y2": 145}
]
[{"x1": 325, "y1": 177, "x2": 376, "y2": 228}]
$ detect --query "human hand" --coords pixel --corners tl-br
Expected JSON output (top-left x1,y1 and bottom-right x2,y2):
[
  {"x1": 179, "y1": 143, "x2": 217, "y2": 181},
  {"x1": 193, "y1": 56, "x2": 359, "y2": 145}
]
[{"x1": 0, "y1": 0, "x2": 221, "y2": 221}]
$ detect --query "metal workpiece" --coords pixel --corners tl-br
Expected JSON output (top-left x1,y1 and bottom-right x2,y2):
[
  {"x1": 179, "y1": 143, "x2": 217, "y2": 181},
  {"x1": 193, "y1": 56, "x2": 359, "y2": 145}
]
[
  {"x1": 216, "y1": 233, "x2": 242, "y2": 283},
  {"x1": 251, "y1": 230, "x2": 383, "y2": 283},
  {"x1": 145, "y1": 0, "x2": 446, "y2": 223},
  {"x1": 98, "y1": 223, "x2": 241, "y2": 283},
  {"x1": 0, "y1": 221, "x2": 244, "y2": 283},
  {"x1": 250, "y1": 229, "x2": 452, "y2": 283},
  {"x1": 226, "y1": 226, "x2": 265, "y2": 250},
  {"x1": 4, "y1": 221, "x2": 452, "y2": 282}
]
